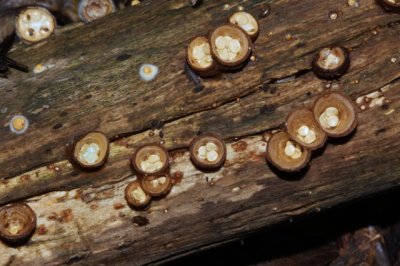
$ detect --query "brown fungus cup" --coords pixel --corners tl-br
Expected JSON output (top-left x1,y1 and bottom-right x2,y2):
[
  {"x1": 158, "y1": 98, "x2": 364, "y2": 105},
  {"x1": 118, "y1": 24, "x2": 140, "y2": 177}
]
[
  {"x1": 125, "y1": 180, "x2": 151, "y2": 209},
  {"x1": 286, "y1": 109, "x2": 327, "y2": 150},
  {"x1": 312, "y1": 46, "x2": 350, "y2": 80},
  {"x1": 189, "y1": 133, "x2": 227, "y2": 170},
  {"x1": 71, "y1": 131, "x2": 110, "y2": 170},
  {"x1": 187, "y1": 36, "x2": 218, "y2": 77},
  {"x1": 140, "y1": 174, "x2": 172, "y2": 197},
  {"x1": 377, "y1": 0, "x2": 400, "y2": 13},
  {"x1": 313, "y1": 92, "x2": 357, "y2": 138},
  {"x1": 229, "y1": 11, "x2": 259, "y2": 41},
  {"x1": 0, "y1": 203, "x2": 36, "y2": 245},
  {"x1": 15, "y1": 7, "x2": 56, "y2": 44},
  {"x1": 131, "y1": 144, "x2": 169, "y2": 176},
  {"x1": 78, "y1": 0, "x2": 116, "y2": 23},
  {"x1": 209, "y1": 24, "x2": 252, "y2": 70},
  {"x1": 266, "y1": 131, "x2": 311, "y2": 172}
]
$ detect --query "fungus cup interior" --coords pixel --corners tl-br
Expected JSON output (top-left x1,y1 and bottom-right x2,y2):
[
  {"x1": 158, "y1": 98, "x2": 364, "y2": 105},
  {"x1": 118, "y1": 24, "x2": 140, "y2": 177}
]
[
  {"x1": 190, "y1": 134, "x2": 226, "y2": 169},
  {"x1": 133, "y1": 145, "x2": 169, "y2": 175},
  {"x1": 73, "y1": 132, "x2": 109, "y2": 168},
  {"x1": 229, "y1": 12, "x2": 259, "y2": 39},
  {"x1": 125, "y1": 181, "x2": 151, "y2": 208},
  {"x1": 266, "y1": 131, "x2": 310, "y2": 172},
  {"x1": 140, "y1": 174, "x2": 172, "y2": 197},
  {"x1": 187, "y1": 36, "x2": 213, "y2": 71},
  {"x1": 286, "y1": 109, "x2": 327, "y2": 150},
  {"x1": 210, "y1": 25, "x2": 251, "y2": 66},
  {"x1": 314, "y1": 47, "x2": 346, "y2": 71},
  {"x1": 79, "y1": 0, "x2": 115, "y2": 22},
  {"x1": 16, "y1": 7, "x2": 56, "y2": 43},
  {"x1": 313, "y1": 93, "x2": 357, "y2": 137},
  {"x1": 0, "y1": 204, "x2": 36, "y2": 242}
]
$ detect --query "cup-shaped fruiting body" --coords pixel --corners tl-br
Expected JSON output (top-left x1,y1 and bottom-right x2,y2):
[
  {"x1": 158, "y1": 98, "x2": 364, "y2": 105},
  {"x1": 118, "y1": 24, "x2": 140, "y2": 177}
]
[
  {"x1": 140, "y1": 174, "x2": 172, "y2": 197},
  {"x1": 209, "y1": 24, "x2": 252, "y2": 70},
  {"x1": 125, "y1": 180, "x2": 151, "y2": 209},
  {"x1": 266, "y1": 131, "x2": 311, "y2": 172},
  {"x1": 9, "y1": 115, "x2": 29, "y2": 135},
  {"x1": 286, "y1": 109, "x2": 327, "y2": 150},
  {"x1": 78, "y1": 0, "x2": 116, "y2": 23},
  {"x1": 15, "y1": 7, "x2": 56, "y2": 44},
  {"x1": 313, "y1": 92, "x2": 357, "y2": 138},
  {"x1": 378, "y1": 0, "x2": 400, "y2": 12},
  {"x1": 139, "y1": 64, "x2": 159, "y2": 81},
  {"x1": 131, "y1": 144, "x2": 170, "y2": 175},
  {"x1": 71, "y1": 131, "x2": 110, "y2": 170},
  {"x1": 189, "y1": 133, "x2": 227, "y2": 170},
  {"x1": 0, "y1": 203, "x2": 36, "y2": 245},
  {"x1": 312, "y1": 46, "x2": 350, "y2": 80},
  {"x1": 229, "y1": 11, "x2": 259, "y2": 41},
  {"x1": 187, "y1": 36, "x2": 218, "y2": 77}
]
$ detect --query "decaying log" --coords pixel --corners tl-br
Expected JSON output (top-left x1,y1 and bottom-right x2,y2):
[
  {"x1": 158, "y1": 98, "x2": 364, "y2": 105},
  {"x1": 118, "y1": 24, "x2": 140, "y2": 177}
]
[{"x1": 0, "y1": 0, "x2": 399, "y2": 264}]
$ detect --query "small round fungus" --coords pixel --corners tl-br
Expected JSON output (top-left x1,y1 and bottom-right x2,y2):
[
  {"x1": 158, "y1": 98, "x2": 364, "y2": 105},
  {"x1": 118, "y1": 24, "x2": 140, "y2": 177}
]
[
  {"x1": 78, "y1": 0, "x2": 116, "y2": 22},
  {"x1": 187, "y1": 36, "x2": 218, "y2": 77},
  {"x1": 10, "y1": 115, "x2": 29, "y2": 135},
  {"x1": 229, "y1": 11, "x2": 259, "y2": 41},
  {"x1": 266, "y1": 131, "x2": 311, "y2": 172},
  {"x1": 15, "y1": 7, "x2": 56, "y2": 44},
  {"x1": 131, "y1": 144, "x2": 169, "y2": 175},
  {"x1": 0, "y1": 203, "x2": 36, "y2": 245},
  {"x1": 140, "y1": 174, "x2": 172, "y2": 197},
  {"x1": 286, "y1": 109, "x2": 327, "y2": 150},
  {"x1": 209, "y1": 24, "x2": 252, "y2": 69},
  {"x1": 139, "y1": 64, "x2": 159, "y2": 81},
  {"x1": 312, "y1": 46, "x2": 350, "y2": 80},
  {"x1": 313, "y1": 92, "x2": 357, "y2": 137},
  {"x1": 71, "y1": 131, "x2": 109, "y2": 170},
  {"x1": 125, "y1": 180, "x2": 151, "y2": 209},
  {"x1": 189, "y1": 133, "x2": 226, "y2": 170},
  {"x1": 378, "y1": 0, "x2": 400, "y2": 13}
]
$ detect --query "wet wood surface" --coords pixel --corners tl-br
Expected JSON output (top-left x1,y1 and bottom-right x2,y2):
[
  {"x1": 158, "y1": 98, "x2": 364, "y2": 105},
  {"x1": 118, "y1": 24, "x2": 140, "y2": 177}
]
[{"x1": 0, "y1": 0, "x2": 399, "y2": 264}]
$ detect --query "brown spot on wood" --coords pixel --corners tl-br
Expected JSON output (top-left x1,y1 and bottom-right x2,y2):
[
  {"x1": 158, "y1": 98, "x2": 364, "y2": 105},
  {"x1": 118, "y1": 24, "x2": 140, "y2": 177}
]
[
  {"x1": 132, "y1": 216, "x2": 149, "y2": 227},
  {"x1": 52, "y1": 123, "x2": 63, "y2": 130},
  {"x1": 113, "y1": 202, "x2": 125, "y2": 209},
  {"x1": 90, "y1": 204, "x2": 98, "y2": 210},
  {"x1": 20, "y1": 174, "x2": 31, "y2": 181},
  {"x1": 232, "y1": 141, "x2": 248, "y2": 152},
  {"x1": 60, "y1": 209, "x2": 73, "y2": 223},
  {"x1": 37, "y1": 224, "x2": 47, "y2": 235},
  {"x1": 116, "y1": 53, "x2": 131, "y2": 61},
  {"x1": 259, "y1": 105, "x2": 276, "y2": 115},
  {"x1": 172, "y1": 171, "x2": 184, "y2": 184}
]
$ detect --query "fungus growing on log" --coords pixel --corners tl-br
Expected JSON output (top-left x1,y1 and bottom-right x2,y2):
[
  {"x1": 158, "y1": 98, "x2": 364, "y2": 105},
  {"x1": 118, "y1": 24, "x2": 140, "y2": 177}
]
[
  {"x1": 140, "y1": 174, "x2": 172, "y2": 197},
  {"x1": 0, "y1": 203, "x2": 36, "y2": 245},
  {"x1": 187, "y1": 36, "x2": 218, "y2": 77},
  {"x1": 139, "y1": 64, "x2": 159, "y2": 81},
  {"x1": 229, "y1": 11, "x2": 259, "y2": 41},
  {"x1": 266, "y1": 131, "x2": 311, "y2": 172},
  {"x1": 131, "y1": 144, "x2": 170, "y2": 175},
  {"x1": 71, "y1": 131, "x2": 110, "y2": 170},
  {"x1": 286, "y1": 109, "x2": 327, "y2": 150},
  {"x1": 378, "y1": 0, "x2": 400, "y2": 13},
  {"x1": 189, "y1": 133, "x2": 227, "y2": 170},
  {"x1": 125, "y1": 180, "x2": 151, "y2": 208},
  {"x1": 313, "y1": 92, "x2": 357, "y2": 137},
  {"x1": 312, "y1": 46, "x2": 350, "y2": 79},
  {"x1": 15, "y1": 7, "x2": 56, "y2": 44},
  {"x1": 78, "y1": 0, "x2": 116, "y2": 23},
  {"x1": 209, "y1": 24, "x2": 252, "y2": 70},
  {"x1": 9, "y1": 115, "x2": 29, "y2": 135}
]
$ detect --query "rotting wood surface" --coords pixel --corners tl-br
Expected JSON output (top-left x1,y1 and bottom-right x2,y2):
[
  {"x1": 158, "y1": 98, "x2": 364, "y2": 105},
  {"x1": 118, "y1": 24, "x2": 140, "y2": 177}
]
[{"x1": 0, "y1": 0, "x2": 399, "y2": 265}]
